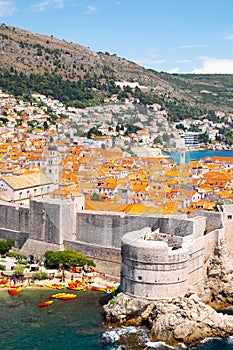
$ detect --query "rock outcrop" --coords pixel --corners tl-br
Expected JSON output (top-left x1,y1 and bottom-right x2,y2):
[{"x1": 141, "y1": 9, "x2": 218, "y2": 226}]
[
  {"x1": 102, "y1": 240, "x2": 233, "y2": 347},
  {"x1": 103, "y1": 292, "x2": 233, "y2": 347}
]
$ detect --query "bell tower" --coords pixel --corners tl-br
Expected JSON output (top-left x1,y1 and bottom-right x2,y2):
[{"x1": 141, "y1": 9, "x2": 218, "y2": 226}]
[{"x1": 45, "y1": 143, "x2": 60, "y2": 185}]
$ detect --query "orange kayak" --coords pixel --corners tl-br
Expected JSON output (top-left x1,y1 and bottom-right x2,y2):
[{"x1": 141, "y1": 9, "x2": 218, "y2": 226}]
[
  {"x1": 91, "y1": 286, "x2": 106, "y2": 292},
  {"x1": 68, "y1": 285, "x2": 88, "y2": 291},
  {"x1": 8, "y1": 286, "x2": 22, "y2": 295},
  {"x1": 38, "y1": 300, "x2": 53, "y2": 307}
]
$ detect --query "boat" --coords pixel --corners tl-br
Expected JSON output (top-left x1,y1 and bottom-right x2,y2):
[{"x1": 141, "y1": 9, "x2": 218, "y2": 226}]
[
  {"x1": 38, "y1": 300, "x2": 53, "y2": 307},
  {"x1": 104, "y1": 284, "x2": 119, "y2": 295},
  {"x1": 48, "y1": 292, "x2": 68, "y2": 299},
  {"x1": 48, "y1": 292, "x2": 76, "y2": 300},
  {"x1": 8, "y1": 286, "x2": 22, "y2": 295},
  {"x1": 45, "y1": 283, "x2": 65, "y2": 289},
  {"x1": 59, "y1": 294, "x2": 77, "y2": 300},
  {"x1": 91, "y1": 285, "x2": 106, "y2": 292},
  {"x1": 68, "y1": 285, "x2": 88, "y2": 291},
  {"x1": 0, "y1": 277, "x2": 7, "y2": 285}
]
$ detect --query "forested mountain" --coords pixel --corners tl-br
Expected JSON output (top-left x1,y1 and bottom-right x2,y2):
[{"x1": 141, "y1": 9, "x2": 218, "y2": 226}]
[{"x1": 0, "y1": 23, "x2": 232, "y2": 118}]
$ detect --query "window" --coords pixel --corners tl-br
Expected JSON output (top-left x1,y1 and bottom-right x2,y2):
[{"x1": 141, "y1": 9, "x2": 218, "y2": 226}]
[
  {"x1": 228, "y1": 215, "x2": 232, "y2": 220},
  {"x1": 138, "y1": 276, "x2": 142, "y2": 281}
]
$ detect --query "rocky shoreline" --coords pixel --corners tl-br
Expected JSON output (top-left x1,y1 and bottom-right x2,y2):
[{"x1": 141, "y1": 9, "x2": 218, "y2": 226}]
[{"x1": 102, "y1": 240, "x2": 233, "y2": 347}]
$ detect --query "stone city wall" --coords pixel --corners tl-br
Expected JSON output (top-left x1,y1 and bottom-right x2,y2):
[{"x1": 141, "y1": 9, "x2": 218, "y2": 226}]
[
  {"x1": 20, "y1": 238, "x2": 62, "y2": 258},
  {"x1": 0, "y1": 199, "x2": 227, "y2": 285},
  {"x1": 121, "y1": 228, "x2": 190, "y2": 299},
  {"x1": 120, "y1": 215, "x2": 220, "y2": 300},
  {"x1": 64, "y1": 240, "x2": 121, "y2": 277},
  {"x1": 0, "y1": 228, "x2": 28, "y2": 250},
  {"x1": 0, "y1": 203, "x2": 29, "y2": 233},
  {"x1": 29, "y1": 200, "x2": 61, "y2": 244},
  {"x1": 76, "y1": 211, "x2": 197, "y2": 248}
]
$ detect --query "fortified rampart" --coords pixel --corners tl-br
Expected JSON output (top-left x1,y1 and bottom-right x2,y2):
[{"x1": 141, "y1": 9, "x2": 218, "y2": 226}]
[
  {"x1": 121, "y1": 216, "x2": 224, "y2": 300},
  {"x1": 0, "y1": 197, "x2": 233, "y2": 295}
]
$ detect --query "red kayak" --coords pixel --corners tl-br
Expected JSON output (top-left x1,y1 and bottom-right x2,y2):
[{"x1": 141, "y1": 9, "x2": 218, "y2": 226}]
[
  {"x1": 8, "y1": 286, "x2": 22, "y2": 295},
  {"x1": 38, "y1": 300, "x2": 53, "y2": 307}
]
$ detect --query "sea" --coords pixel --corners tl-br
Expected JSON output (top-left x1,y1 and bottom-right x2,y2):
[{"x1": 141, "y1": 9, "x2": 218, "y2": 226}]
[
  {"x1": 0, "y1": 288, "x2": 233, "y2": 350},
  {"x1": 166, "y1": 149, "x2": 233, "y2": 163}
]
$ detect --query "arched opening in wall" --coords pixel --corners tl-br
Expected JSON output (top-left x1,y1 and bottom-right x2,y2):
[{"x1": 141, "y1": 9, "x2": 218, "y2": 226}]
[{"x1": 138, "y1": 276, "x2": 142, "y2": 281}]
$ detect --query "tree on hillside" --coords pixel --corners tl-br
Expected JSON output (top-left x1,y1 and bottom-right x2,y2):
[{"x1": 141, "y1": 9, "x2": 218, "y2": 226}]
[{"x1": 87, "y1": 127, "x2": 102, "y2": 139}]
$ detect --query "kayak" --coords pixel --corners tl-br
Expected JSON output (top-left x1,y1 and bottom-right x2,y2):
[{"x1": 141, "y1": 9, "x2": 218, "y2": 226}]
[
  {"x1": 45, "y1": 284, "x2": 65, "y2": 289},
  {"x1": 48, "y1": 292, "x2": 76, "y2": 300},
  {"x1": 59, "y1": 294, "x2": 77, "y2": 300},
  {"x1": 8, "y1": 286, "x2": 22, "y2": 295},
  {"x1": 68, "y1": 285, "x2": 88, "y2": 291},
  {"x1": 48, "y1": 292, "x2": 68, "y2": 299},
  {"x1": 38, "y1": 300, "x2": 53, "y2": 307},
  {"x1": 91, "y1": 285, "x2": 106, "y2": 292}
]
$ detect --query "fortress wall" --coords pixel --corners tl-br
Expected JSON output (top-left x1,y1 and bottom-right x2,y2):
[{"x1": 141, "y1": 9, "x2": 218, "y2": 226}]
[
  {"x1": 76, "y1": 212, "x2": 197, "y2": 249},
  {"x1": 188, "y1": 211, "x2": 223, "y2": 234},
  {"x1": 185, "y1": 229, "x2": 220, "y2": 292},
  {"x1": 186, "y1": 241, "x2": 204, "y2": 287},
  {"x1": 64, "y1": 240, "x2": 121, "y2": 277},
  {"x1": 201, "y1": 229, "x2": 220, "y2": 259},
  {"x1": 59, "y1": 201, "x2": 76, "y2": 241},
  {"x1": 76, "y1": 212, "x2": 125, "y2": 248},
  {"x1": 121, "y1": 228, "x2": 190, "y2": 299},
  {"x1": 18, "y1": 207, "x2": 30, "y2": 232},
  {"x1": 19, "y1": 238, "x2": 61, "y2": 258},
  {"x1": 0, "y1": 204, "x2": 30, "y2": 232},
  {"x1": 30, "y1": 200, "x2": 61, "y2": 244},
  {"x1": 222, "y1": 205, "x2": 233, "y2": 257},
  {"x1": 158, "y1": 217, "x2": 194, "y2": 237},
  {"x1": 0, "y1": 228, "x2": 28, "y2": 249},
  {"x1": 120, "y1": 219, "x2": 220, "y2": 300}
]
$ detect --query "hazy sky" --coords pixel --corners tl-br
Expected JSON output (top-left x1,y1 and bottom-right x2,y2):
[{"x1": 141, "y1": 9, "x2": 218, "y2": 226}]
[{"x1": 1, "y1": 0, "x2": 233, "y2": 74}]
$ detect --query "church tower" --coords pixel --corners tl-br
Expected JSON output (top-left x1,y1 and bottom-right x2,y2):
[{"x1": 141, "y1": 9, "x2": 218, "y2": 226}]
[
  {"x1": 175, "y1": 138, "x2": 186, "y2": 165},
  {"x1": 45, "y1": 144, "x2": 60, "y2": 186}
]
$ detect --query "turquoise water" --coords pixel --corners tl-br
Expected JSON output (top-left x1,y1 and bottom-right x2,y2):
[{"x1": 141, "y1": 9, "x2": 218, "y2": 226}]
[
  {"x1": 0, "y1": 289, "x2": 114, "y2": 350},
  {"x1": 167, "y1": 149, "x2": 233, "y2": 163},
  {"x1": 0, "y1": 289, "x2": 233, "y2": 350}
]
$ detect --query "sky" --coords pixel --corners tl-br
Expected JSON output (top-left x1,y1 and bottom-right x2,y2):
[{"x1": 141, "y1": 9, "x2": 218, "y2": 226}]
[{"x1": 0, "y1": 0, "x2": 233, "y2": 74}]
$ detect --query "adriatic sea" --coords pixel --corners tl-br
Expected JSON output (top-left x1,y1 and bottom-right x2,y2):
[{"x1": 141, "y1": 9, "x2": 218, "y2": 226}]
[
  {"x1": 166, "y1": 149, "x2": 233, "y2": 163},
  {"x1": 0, "y1": 288, "x2": 233, "y2": 350}
]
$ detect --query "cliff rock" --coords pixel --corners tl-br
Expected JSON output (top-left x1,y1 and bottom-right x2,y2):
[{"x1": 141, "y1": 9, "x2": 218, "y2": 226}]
[
  {"x1": 103, "y1": 292, "x2": 233, "y2": 347},
  {"x1": 102, "y1": 239, "x2": 233, "y2": 347}
]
